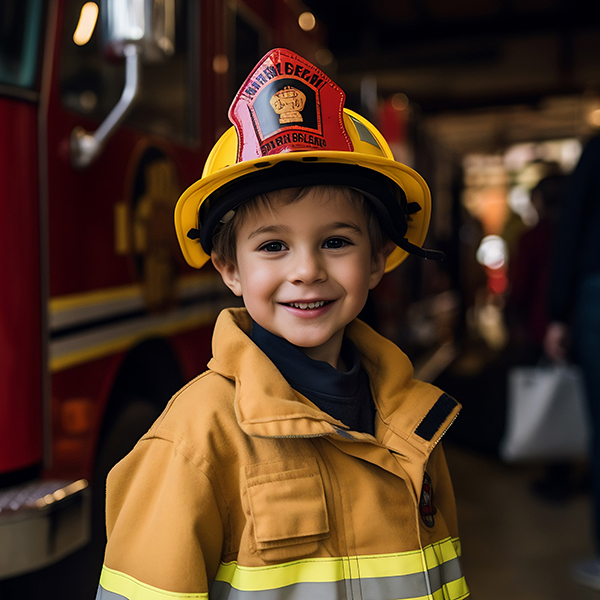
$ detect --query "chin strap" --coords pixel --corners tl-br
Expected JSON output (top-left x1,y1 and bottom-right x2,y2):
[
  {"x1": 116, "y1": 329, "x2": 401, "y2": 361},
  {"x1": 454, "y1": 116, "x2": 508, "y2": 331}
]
[
  {"x1": 396, "y1": 237, "x2": 445, "y2": 261},
  {"x1": 395, "y1": 202, "x2": 444, "y2": 260}
]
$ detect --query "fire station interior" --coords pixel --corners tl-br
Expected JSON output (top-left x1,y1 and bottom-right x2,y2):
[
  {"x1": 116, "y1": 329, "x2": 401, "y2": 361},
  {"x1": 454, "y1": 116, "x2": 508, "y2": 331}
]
[
  {"x1": 304, "y1": 1, "x2": 599, "y2": 599},
  {"x1": 306, "y1": 0, "x2": 600, "y2": 600},
  {"x1": 2, "y1": 0, "x2": 600, "y2": 598}
]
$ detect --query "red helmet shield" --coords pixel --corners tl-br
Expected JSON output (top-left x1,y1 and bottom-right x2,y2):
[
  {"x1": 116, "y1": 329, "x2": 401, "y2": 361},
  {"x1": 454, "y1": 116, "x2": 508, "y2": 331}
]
[{"x1": 228, "y1": 48, "x2": 354, "y2": 163}]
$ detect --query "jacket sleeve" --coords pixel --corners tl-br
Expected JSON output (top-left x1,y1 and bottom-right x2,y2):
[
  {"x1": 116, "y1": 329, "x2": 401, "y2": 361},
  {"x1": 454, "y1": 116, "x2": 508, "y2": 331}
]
[{"x1": 96, "y1": 434, "x2": 226, "y2": 599}]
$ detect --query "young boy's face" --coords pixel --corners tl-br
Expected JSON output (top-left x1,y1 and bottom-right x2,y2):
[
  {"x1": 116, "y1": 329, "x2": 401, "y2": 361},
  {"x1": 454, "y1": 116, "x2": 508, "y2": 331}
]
[{"x1": 213, "y1": 188, "x2": 388, "y2": 368}]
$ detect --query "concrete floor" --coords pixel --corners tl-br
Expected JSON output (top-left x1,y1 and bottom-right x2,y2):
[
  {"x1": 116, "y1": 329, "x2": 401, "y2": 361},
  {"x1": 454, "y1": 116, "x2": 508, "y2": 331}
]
[{"x1": 446, "y1": 444, "x2": 598, "y2": 600}]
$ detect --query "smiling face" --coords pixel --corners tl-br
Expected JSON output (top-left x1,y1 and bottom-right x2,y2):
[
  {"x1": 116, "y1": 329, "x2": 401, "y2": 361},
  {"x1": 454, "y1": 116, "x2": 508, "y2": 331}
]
[{"x1": 212, "y1": 187, "x2": 388, "y2": 368}]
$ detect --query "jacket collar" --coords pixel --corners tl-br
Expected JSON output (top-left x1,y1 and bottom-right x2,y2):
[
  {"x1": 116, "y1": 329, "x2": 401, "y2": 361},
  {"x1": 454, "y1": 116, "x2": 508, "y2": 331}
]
[{"x1": 207, "y1": 308, "x2": 460, "y2": 456}]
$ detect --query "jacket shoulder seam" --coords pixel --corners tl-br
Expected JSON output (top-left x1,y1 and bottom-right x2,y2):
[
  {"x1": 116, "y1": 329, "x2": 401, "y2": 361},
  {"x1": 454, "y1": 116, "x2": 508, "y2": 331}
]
[{"x1": 137, "y1": 431, "x2": 233, "y2": 553}]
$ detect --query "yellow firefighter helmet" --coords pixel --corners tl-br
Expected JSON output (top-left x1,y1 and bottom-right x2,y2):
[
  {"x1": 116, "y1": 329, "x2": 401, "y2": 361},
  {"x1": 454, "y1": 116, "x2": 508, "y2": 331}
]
[{"x1": 175, "y1": 48, "x2": 442, "y2": 271}]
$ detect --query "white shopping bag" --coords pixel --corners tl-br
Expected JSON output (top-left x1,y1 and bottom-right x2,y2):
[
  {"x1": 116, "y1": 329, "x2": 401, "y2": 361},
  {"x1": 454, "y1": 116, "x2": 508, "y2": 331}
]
[{"x1": 500, "y1": 364, "x2": 591, "y2": 462}]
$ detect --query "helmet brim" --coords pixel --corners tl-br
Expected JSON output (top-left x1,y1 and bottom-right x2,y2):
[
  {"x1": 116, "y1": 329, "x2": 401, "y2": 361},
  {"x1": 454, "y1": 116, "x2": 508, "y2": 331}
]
[{"x1": 175, "y1": 149, "x2": 431, "y2": 272}]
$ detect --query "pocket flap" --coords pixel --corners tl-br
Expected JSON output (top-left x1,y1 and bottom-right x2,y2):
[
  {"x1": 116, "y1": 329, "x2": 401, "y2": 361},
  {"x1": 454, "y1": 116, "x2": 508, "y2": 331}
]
[{"x1": 246, "y1": 458, "x2": 329, "y2": 545}]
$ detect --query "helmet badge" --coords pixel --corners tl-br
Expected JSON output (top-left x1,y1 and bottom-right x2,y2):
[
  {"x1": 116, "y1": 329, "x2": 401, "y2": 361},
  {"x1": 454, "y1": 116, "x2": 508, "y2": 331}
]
[{"x1": 270, "y1": 86, "x2": 306, "y2": 124}]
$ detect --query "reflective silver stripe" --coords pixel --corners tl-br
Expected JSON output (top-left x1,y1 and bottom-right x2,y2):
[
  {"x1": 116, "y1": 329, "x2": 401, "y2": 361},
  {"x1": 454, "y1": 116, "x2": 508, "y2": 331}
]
[
  {"x1": 96, "y1": 585, "x2": 128, "y2": 600},
  {"x1": 361, "y1": 570, "x2": 431, "y2": 599},
  {"x1": 211, "y1": 557, "x2": 465, "y2": 600},
  {"x1": 430, "y1": 556, "x2": 464, "y2": 592},
  {"x1": 212, "y1": 579, "x2": 347, "y2": 600}
]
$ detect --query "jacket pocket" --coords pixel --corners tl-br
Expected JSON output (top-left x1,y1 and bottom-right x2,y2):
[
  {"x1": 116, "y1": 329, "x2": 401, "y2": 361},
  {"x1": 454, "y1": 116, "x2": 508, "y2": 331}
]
[{"x1": 243, "y1": 457, "x2": 330, "y2": 561}]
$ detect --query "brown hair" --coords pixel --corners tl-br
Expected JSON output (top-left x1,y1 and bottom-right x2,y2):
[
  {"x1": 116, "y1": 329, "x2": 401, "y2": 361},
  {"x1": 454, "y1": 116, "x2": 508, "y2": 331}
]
[{"x1": 211, "y1": 185, "x2": 389, "y2": 266}]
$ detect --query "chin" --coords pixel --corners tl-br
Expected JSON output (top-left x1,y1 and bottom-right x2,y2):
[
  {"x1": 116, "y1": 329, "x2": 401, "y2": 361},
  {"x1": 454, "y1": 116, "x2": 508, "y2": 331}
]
[{"x1": 284, "y1": 335, "x2": 326, "y2": 349}]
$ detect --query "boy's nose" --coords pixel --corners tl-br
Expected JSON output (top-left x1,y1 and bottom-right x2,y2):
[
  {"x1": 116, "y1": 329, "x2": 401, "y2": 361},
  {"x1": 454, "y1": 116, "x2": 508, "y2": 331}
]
[{"x1": 288, "y1": 248, "x2": 327, "y2": 284}]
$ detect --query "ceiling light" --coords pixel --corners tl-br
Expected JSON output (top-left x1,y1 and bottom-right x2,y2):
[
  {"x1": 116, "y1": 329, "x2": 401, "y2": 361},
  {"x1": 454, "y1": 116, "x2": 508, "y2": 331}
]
[
  {"x1": 298, "y1": 12, "x2": 316, "y2": 31},
  {"x1": 73, "y1": 2, "x2": 99, "y2": 46}
]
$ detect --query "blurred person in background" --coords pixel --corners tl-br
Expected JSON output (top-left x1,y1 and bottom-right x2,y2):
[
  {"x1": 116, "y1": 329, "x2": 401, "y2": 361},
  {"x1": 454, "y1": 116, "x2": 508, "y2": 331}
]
[
  {"x1": 544, "y1": 133, "x2": 600, "y2": 590},
  {"x1": 508, "y1": 174, "x2": 577, "y2": 504},
  {"x1": 509, "y1": 174, "x2": 565, "y2": 365}
]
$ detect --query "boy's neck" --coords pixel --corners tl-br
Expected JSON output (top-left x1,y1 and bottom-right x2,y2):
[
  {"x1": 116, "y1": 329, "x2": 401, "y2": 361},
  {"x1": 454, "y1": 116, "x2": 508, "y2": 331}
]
[
  {"x1": 249, "y1": 319, "x2": 347, "y2": 370},
  {"x1": 295, "y1": 328, "x2": 346, "y2": 370}
]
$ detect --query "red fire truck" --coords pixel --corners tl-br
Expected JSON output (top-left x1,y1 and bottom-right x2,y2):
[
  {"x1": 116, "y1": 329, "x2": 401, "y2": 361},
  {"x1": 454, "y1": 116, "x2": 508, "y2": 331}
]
[{"x1": 0, "y1": 0, "x2": 324, "y2": 590}]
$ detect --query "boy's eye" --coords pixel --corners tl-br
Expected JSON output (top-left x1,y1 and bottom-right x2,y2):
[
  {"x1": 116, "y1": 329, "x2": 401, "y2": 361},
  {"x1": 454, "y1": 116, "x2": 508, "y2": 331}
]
[
  {"x1": 323, "y1": 237, "x2": 350, "y2": 249},
  {"x1": 259, "y1": 241, "x2": 286, "y2": 252}
]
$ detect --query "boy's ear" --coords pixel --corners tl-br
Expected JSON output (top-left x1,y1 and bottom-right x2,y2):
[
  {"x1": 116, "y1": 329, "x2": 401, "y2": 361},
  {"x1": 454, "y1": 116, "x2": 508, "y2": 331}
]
[
  {"x1": 368, "y1": 241, "x2": 396, "y2": 289},
  {"x1": 211, "y1": 253, "x2": 243, "y2": 297}
]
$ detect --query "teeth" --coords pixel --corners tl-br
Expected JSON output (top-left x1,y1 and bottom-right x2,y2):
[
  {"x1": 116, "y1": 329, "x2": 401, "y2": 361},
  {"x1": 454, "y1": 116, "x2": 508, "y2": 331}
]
[{"x1": 289, "y1": 301, "x2": 327, "y2": 310}]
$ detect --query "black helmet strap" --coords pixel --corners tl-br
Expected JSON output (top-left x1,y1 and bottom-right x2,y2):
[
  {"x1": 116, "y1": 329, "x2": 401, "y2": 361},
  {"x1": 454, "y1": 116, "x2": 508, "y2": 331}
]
[{"x1": 189, "y1": 160, "x2": 443, "y2": 261}]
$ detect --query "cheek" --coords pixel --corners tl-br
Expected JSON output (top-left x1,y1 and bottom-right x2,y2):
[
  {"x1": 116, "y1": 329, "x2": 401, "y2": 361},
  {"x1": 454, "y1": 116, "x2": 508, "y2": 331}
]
[
  {"x1": 346, "y1": 258, "x2": 376, "y2": 292},
  {"x1": 238, "y1": 261, "x2": 279, "y2": 297},
  {"x1": 251, "y1": 263, "x2": 276, "y2": 285}
]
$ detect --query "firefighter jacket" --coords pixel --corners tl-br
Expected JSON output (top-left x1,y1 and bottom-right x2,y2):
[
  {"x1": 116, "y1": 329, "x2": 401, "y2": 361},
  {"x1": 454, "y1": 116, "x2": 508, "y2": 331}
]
[{"x1": 97, "y1": 308, "x2": 469, "y2": 600}]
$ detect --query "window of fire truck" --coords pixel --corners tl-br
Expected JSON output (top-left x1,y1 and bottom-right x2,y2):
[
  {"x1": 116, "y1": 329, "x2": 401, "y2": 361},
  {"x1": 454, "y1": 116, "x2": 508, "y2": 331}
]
[
  {"x1": 228, "y1": 1, "x2": 271, "y2": 100},
  {"x1": 59, "y1": 0, "x2": 198, "y2": 145},
  {"x1": 0, "y1": 0, "x2": 44, "y2": 99}
]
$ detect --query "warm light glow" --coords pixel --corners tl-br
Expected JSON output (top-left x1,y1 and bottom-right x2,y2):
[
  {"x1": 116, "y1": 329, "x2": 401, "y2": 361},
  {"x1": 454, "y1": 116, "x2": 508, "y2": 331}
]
[
  {"x1": 316, "y1": 48, "x2": 333, "y2": 66},
  {"x1": 61, "y1": 397, "x2": 94, "y2": 435},
  {"x1": 298, "y1": 12, "x2": 316, "y2": 31},
  {"x1": 73, "y1": 2, "x2": 99, "y2": 46},
  {"x1": 391, "y1": 93, "x2": 409, "y2": 111},
  {"x1": 212, "y1": 54, "x2": 229, "y2": 74},
  {"x1": 589, "y1": 108, "x2": 600, "y2": 128}
]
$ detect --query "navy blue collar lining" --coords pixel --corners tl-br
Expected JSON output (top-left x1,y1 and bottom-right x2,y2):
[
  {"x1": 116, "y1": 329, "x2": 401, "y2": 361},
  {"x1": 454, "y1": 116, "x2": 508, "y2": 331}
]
[{"x1": 250, "y1": 320, "x2": 375, "y2": 433}]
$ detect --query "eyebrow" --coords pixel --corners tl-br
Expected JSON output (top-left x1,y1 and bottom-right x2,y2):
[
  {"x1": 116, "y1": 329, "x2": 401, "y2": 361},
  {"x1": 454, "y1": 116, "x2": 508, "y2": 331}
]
[
  {"x1": 247, "y1": 224, "x2": 291, "y2": 239},
  {"x1": 247, "y1": 221, "x2": 364, "y2": 239},
  {"x1": 331, "y1": 221, "x2": 364, "y2": 234}
]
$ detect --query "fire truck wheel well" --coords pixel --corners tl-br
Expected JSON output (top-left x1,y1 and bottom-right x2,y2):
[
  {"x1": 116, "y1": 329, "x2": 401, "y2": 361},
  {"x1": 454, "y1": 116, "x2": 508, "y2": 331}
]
[
  {"x1": 85, "y1": 338, "x2": 185, "y2": 571},
  {"x1": 97, "y1": 337, "x2": 185, "y2": 452}
]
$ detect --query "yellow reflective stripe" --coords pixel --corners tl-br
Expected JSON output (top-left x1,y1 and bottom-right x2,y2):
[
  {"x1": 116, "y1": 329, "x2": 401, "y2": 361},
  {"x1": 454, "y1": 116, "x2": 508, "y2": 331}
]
[
  {"x1": 451, "y1": 537, "x2": 462, "y2": 556},
  {"x1": 215, "y1": 537, "x2": 461, "y2": 591},
  {"x1": 49, "y1": 273, "x2": 220, "y2": 315},
  {"x1": 441, "y1": 576, "x2": 470, "y2": 600},
  {"x1": 216, "y1": 558, "x2": 348, "y2": 590},
  {"x1": 355, "y1": 547, "x2": 429, "y2": 578},
  {"x1": 99, "y1": 565, "x2": 209, "y2": 600},
  {"x1": 50, "y1": 306, "x2": 214, "y2": 372},
  {"x1": 424, "y1": 537, "x2": 461, "y2": 567}
]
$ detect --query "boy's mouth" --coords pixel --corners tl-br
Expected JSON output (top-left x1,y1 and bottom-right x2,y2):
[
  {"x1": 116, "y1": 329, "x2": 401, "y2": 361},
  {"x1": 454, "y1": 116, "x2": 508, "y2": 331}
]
[{"x1": 283, "y1": 300, "x2": 331, "y2": 310}]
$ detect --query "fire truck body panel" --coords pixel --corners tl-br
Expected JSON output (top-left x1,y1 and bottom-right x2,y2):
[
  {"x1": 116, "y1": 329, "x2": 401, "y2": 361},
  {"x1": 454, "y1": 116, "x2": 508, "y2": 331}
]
[
  {"x1": 0, "y1": 0, "x2": 324, "y2": 583},
  {"x1": 0, "y1": 97, "x2": 43, "y2": 474}
]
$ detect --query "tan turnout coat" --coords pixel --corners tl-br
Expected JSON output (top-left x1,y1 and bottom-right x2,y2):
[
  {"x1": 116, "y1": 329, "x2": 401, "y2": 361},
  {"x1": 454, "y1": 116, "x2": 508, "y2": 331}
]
[{"x1": 96, "y1": 308, "x2": 469, "y2": 600}]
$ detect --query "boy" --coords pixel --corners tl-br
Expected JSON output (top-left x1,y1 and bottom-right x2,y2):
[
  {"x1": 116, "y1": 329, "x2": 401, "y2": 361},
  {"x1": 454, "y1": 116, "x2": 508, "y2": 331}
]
[{"x1": 96, "y1": 48, "x2": 469, "y2": 600}]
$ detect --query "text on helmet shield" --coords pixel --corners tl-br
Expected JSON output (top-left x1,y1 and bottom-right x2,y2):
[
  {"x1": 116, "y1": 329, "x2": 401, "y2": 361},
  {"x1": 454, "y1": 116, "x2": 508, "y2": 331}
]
[{"x1": 229, "y1": 48, "x2": 352, "y2": 162}]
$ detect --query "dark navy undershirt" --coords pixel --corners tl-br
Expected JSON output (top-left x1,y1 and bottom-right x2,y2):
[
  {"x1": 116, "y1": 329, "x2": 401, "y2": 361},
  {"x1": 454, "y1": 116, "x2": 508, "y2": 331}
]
[{"x1": 250, "y1": 321, "x2": 375, "y2": 435}]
